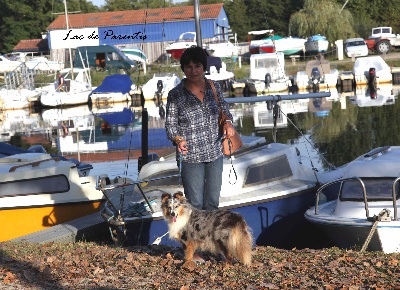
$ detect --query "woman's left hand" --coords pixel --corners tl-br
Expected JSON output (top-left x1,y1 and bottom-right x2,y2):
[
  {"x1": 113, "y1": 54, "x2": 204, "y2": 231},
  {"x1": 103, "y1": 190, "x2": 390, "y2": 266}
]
[{"x1": 223, "y1": 123, "x2": 235, "y2": 138}]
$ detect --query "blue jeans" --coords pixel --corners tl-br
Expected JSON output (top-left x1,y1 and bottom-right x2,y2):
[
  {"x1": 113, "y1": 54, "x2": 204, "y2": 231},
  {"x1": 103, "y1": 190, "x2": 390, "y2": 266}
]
[{"x1": 180, "y1": 156, "x2": 223, "y2": 210}]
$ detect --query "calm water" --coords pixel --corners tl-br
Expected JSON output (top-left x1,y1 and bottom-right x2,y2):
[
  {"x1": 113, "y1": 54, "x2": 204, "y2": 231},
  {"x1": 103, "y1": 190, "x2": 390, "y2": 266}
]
[{"x1": 1, "y1": 85, "x2": 399, "y2": 175}]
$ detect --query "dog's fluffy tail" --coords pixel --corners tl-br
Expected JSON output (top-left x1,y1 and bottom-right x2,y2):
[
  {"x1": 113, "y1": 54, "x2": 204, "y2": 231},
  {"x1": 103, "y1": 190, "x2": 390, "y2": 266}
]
[{"x1": 230, "y1": 221, "x2": 253, "y2": 266}]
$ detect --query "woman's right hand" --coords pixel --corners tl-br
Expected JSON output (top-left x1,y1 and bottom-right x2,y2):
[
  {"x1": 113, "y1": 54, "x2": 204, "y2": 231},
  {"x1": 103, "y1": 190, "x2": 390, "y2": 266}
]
[{"x1": 178, "y1": 140, "x2": 188, "y2": 154}]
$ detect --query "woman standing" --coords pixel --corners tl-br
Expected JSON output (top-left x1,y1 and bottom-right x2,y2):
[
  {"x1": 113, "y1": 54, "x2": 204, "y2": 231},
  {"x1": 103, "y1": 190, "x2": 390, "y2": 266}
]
[{"x1": 165, "y1": 46, "x2": 235, "y2": 210}]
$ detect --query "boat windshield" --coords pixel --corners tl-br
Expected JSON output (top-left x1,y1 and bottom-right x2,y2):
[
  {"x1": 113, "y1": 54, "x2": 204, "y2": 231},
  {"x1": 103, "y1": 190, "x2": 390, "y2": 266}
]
[
  {"x1": 255, "y1": 58, "x2": 278, "y2": 69},
  {"x1": 340, "y1": 177, "x2": 400, "y2": 201}
]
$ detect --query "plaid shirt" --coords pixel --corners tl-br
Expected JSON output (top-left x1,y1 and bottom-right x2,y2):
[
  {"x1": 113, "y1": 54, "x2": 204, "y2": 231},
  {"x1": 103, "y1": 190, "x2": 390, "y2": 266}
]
[{"x1": 165, "y1": 78, "x2": 233, "y2": 163}]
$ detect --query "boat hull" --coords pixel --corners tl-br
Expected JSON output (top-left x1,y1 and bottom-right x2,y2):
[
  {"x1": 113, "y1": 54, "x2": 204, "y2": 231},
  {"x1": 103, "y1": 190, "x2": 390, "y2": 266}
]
[
  {"x1": 0, "y1": 201, "x2": 102, "y2": 242},
  {"x1": 353, "y1": 56, "x2": 392, "y2": 85},
  {"x1": 259, "y1": 45, "x2": 275, "y2": 53},
  {"x1": 305, "y1": 208, "x2": 398, "y2": 252},
  {"x1": 105, "y1": 187, "x2": 327, "y2": 249},
  {"x1": 166, "y1": 48, "x2": 189, "y2": 61},
  {"x1": 274, "y1": 38, "x2": 306, "y2": 56},
  {"x1": 305, "y1": 37, "x2": 329, "y2": 54},
  {"x1": 245, "y1": 79, "x2": 290, "y2": 95}
]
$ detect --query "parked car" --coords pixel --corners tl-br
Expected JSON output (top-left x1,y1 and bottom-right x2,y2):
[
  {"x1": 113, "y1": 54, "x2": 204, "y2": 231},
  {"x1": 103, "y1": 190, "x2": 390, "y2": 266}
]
[
  {"x1": 73, "y1": 45, "x2": 136, "y2": 74},
  {"x1": 344, "y1": 38, "x2": 369, "y2": 58}
]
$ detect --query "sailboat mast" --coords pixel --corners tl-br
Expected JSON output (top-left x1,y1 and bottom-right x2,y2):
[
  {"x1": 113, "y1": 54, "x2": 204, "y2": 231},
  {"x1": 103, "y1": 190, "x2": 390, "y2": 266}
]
[
  {"x1": 194, "y1": 0, "x2": 202, "y2": 47},
  {"x1": 64, "y1": 0, "x2": 74, "y2": 77}
]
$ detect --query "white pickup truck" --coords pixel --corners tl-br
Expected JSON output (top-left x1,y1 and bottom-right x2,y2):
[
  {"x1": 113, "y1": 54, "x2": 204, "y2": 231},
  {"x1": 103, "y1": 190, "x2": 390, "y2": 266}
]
[{"x1": 365, "y1": 26, "x2": 400, "y2": 54}]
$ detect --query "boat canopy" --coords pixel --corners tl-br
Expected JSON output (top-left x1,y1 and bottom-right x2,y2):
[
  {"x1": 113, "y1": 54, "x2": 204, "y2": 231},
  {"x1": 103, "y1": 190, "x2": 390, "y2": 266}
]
[{"x1": 91, "y1": 74, "x2": 133, "y2": 95}]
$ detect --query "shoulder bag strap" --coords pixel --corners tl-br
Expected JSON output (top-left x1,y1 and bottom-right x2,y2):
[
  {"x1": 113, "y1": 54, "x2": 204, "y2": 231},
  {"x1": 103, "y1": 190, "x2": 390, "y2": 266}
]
[
  {"x1": 208, "y1": 79, "x2": 220, "y2": 107},
  {"x1": 208, "y1": 80, "x2": 237, "y2": 184}
]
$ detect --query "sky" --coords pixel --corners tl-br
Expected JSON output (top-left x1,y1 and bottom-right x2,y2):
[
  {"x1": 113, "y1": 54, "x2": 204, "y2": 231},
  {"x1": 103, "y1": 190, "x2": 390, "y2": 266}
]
[
  {"x1": 90, "y1": 0, "x2": 105, "y2": 6},
  {"x1": 89, "y1": 0, "x2": 185, "y2": 7}
]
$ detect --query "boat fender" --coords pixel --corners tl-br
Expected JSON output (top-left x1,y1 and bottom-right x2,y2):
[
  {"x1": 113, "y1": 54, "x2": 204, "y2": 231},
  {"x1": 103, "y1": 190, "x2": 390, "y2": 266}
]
[
  {"x1": 264, "y1": 73, "x2": 271, "y2": 88},
  {"x1": 267, "y1": 101, "x2": 273, "y2": 110},
  {"x1": 156, "y1": 79, "x2": 163, "y2": 93},
  {"x1": 368, "y1": 67, "x2": 377, "y2": 95}
]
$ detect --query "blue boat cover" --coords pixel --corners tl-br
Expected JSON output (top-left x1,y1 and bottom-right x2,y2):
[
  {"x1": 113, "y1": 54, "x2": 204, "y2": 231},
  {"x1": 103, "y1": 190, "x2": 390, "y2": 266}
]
[
  {"x1": 97, "y1": 108, "x2": 134, "y2": 125},
  {"x1": 91, "y1": 74, "x2": 132, "y2": 94}
]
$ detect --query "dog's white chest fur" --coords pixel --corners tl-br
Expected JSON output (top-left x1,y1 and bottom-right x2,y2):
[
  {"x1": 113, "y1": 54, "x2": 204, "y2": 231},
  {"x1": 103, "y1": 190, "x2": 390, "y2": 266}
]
[{"x1": 167, "y1": 211, "x2": 190, "y2": 240}]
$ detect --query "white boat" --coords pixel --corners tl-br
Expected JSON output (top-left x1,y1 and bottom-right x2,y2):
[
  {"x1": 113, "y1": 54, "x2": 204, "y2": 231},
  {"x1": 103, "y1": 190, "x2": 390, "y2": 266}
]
[
  {"x1": 141, "y1": 72, "x2": 181, "y2": 100},
  {"x1": 248, "y1": 29, "x2": 275, "y2": 54},
  {"x1": 243, "y1": 52, "x2": 291, "y2": 95},
  {"x1": 24, "y1": 57, "x2": 64, "y2": 72},
  {"x1": 204, "y1": 39, "x2": 240, "y2": 58},
  {"x1": 353, "y1": 56, "x2": 392, "y2": 85},
  {"x1": 89, "y1": 74, "x2": 137, "y2": 105},
  {"x1": 305, "y1": 146, "x2": 400, "y2": 253},
  {"x1": 99, "y1": 125, "x2": 341, "y2": 247},
  {"x1": 294, "y1": 56, "x2": 339, "y2": 91},
  {"x1": 274, "y1": 37, "x2": 306, "y2": 56},
  {"x1": 0, "y1": 150, "x2": 129, "y2": 242},
  {"x1": 120, "y1": 46, "x2": 147, "y2": 74},
  {"x1": 120, "y1": 46, "x2": 147, "y2": 64},
  {"x1": 205, "y1": 56, "x2": 235, "y2": 96},
  {"x1": 39, "y1": 67, "x2": 92, "y2": 107},
  {"x1": 165, "y1": 32, "x2": 197, "y2": 61},
  {"x1": 0, "y1": 55, "x2": 22, "y2": 73},
  {"x1": 304, "y1": 35, "x2": 329, "y2": 54},
  {"x1": 0, "y1": 65, "x2": 41, "y2": 110}
]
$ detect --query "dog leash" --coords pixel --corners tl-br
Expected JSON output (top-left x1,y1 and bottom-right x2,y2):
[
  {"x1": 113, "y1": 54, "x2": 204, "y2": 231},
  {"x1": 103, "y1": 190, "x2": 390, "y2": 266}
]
[
  {"x1": 178, "y1": 152, "x2": 183, "y2": 186},
  {"x1": 227, "y1": 139, "x2": 238, "y2": 185},
  {"x1": 152, "y1": 231, "x2": 169, "y2": 245}
]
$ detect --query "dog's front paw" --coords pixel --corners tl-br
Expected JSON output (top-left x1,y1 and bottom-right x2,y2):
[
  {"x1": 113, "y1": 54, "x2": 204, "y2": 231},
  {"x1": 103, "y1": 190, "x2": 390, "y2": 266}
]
[{"x1": 182, "y1": 260, "x2": 198, "y2": 271}]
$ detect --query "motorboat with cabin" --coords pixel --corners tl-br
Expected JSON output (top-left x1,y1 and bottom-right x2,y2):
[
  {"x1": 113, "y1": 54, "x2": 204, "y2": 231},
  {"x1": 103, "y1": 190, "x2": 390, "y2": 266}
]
[
  {"x1": 100, "y1": 136, "x2": 338, "y2": 247},
  {"x1": 165, "y1": 32, "x2": 197, "y2": 61},
  {"x1": 241, "y1": 52, "x2": 291, "y2": 95},
  {"x1": 294, "y1": 56, "x2": 339, "y2": 91},
  {"x1": 0, "y1": 145, "x2": 129, "y2": 242},
  {"x1": 305, "y1": 146, "x2": 400, "y2": 253}
]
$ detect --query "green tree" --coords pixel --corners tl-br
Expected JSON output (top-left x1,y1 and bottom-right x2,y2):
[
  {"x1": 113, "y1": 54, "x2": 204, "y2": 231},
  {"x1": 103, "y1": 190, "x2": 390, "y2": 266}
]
[
  {"x1": 223, "y1": 0, "x2": 249, "y2": 42},
  {"x1": 0, "y1": 0, "x2": 99, "y2": 54},
  {"x1": 340, "y1": 0, "x2": 400, "y2": 38},
  {"x1": 289, "y1": 0, "x2": 355, "y2": 42}
]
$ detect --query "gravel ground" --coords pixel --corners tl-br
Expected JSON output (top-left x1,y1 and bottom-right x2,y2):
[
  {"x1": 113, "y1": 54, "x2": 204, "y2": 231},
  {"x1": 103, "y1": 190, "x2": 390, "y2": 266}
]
[{"x1": 1, "y1": 241, "x2": 399, "y2": 289}]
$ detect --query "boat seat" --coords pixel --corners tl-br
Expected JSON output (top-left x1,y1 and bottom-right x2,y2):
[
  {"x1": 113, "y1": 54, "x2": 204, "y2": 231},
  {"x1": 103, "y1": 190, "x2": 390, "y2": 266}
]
[
  {"x1": 63, "y1": 80, "x2": 71, "y2": 92},
  {"x1": 290, "y1": 55, "x2": 300, "y2": 64}
]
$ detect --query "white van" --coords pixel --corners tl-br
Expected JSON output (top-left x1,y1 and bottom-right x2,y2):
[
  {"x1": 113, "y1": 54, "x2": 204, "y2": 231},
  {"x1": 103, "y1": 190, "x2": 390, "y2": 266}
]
[{"x1": 344, "y1": 38, "x2": 369, "y2": 58}]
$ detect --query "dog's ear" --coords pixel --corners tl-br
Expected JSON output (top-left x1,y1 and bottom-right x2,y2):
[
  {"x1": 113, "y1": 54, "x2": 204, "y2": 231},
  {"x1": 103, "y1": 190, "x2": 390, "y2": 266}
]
[
  {"x1": 173, "y1": 191, "x2": 184, "y2": 199},
  {"x1": 161, "y1": 193, "x2": 171, "y2": 203},
  {"x1": 174, "y1": 191, "x2": 186, "y2": 203}
]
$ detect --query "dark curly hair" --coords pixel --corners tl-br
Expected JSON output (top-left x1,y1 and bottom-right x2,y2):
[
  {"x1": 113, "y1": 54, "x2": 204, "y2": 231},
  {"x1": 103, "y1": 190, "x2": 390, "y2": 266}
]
[{"x1": 179, "y1": 46, "x2": 208, "y2": 71}]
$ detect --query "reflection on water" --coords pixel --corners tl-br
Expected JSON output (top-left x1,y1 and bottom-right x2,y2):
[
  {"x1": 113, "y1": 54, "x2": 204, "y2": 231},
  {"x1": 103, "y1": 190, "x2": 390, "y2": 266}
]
[{"x1": 1, "y1": 86, "x2": 399, "y2": 170}]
